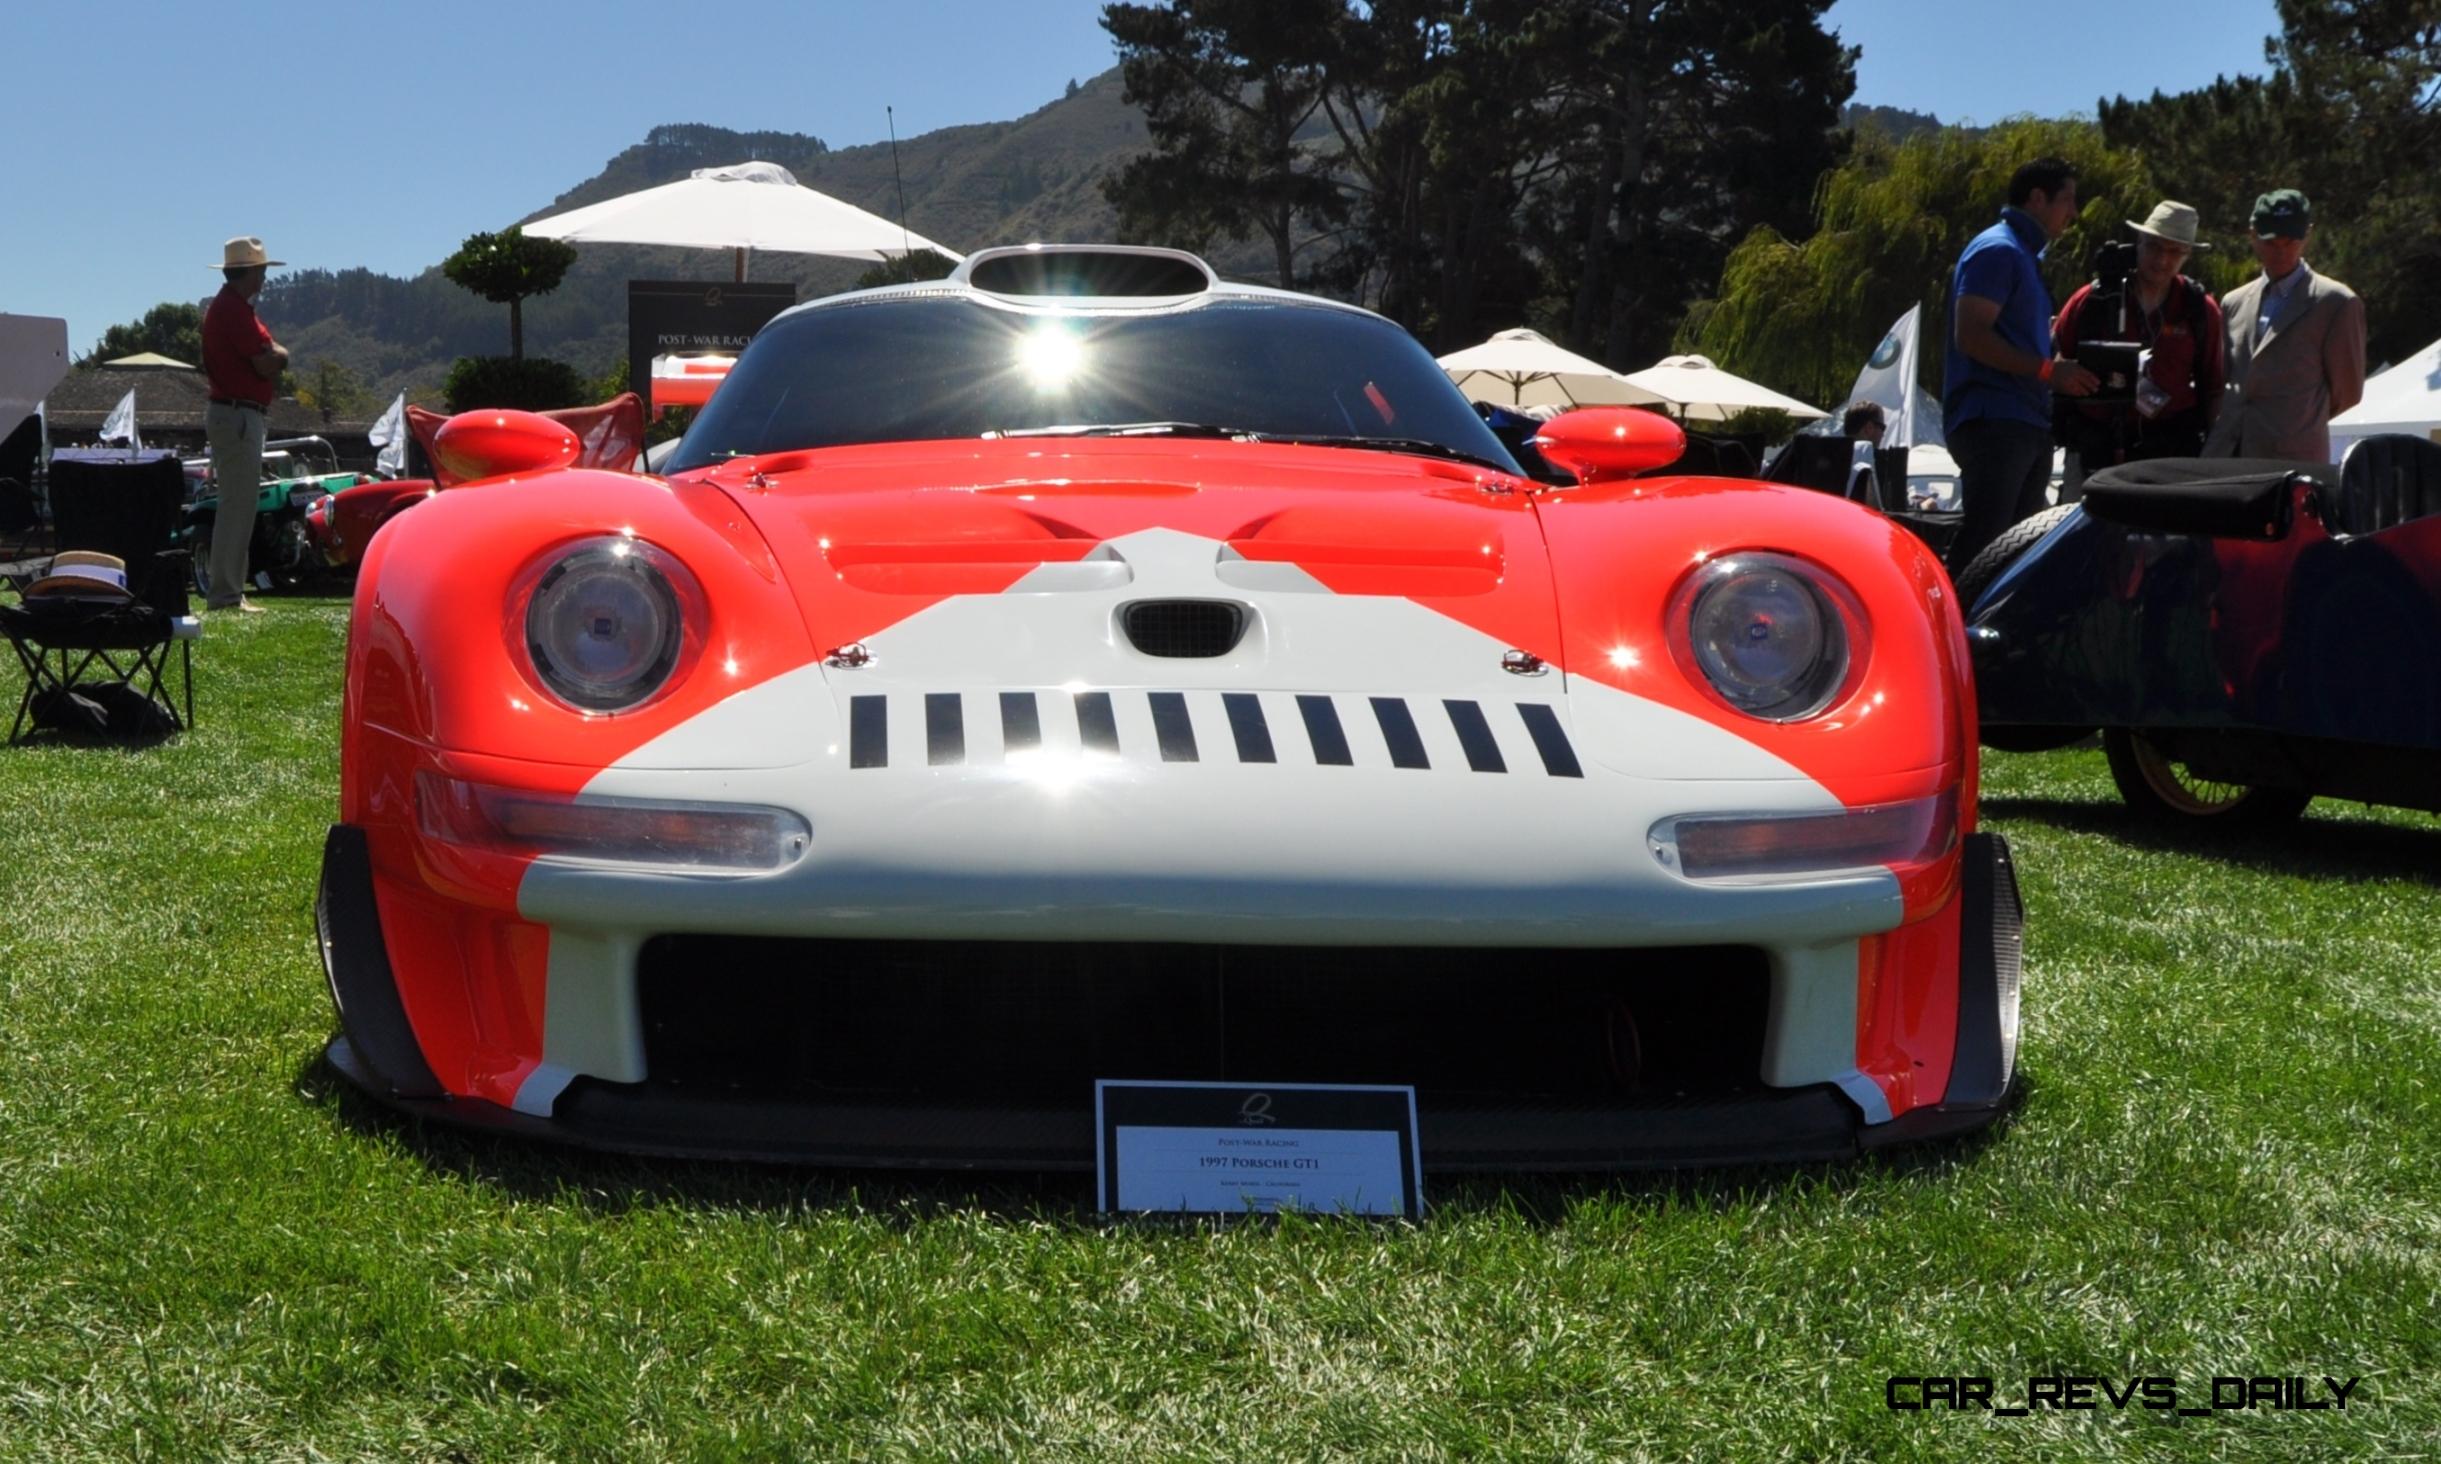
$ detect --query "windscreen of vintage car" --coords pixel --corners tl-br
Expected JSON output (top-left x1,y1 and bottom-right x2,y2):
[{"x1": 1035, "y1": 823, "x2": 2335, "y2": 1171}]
[{"x1": 663, "y1": 296, "x2": 1523, "y2": 476}]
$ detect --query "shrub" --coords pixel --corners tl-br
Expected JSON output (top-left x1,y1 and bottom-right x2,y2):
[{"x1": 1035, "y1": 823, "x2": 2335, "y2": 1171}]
[{"x1": 443, "y1": 355, "x2": 589, "y2": 414}]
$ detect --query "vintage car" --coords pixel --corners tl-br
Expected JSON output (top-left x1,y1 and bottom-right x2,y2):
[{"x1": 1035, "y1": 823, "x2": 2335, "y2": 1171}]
[
  {"x1": 318, "y1": 245, "x2": 2020, "y2": 1170},
  {"x1": 1963, "y1": 439, "x2": 2441, "y2": 824},
  {"x1": 302, "y1": 396, "x2": 649, "y2": 573},
  {"x1": 182, "y1": 435, "x2": 362, "y2": 593}
]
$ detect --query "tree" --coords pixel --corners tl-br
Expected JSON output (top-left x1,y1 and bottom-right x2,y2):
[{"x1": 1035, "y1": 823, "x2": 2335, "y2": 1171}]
[
  {"x1": 441, "y1": 226, "x2": 581, "y2": 361},
  {"x1": 79, "y1": 301, "x2": 204, "y2": 367},
  {"x1": 1101, "y1": 0, "x2": 1355, "y2": 289},
  {"x1": 1098, "y1": 0, "x2": 1859, "y2": 364},
  {"x1": 1681, "y1": 120, "x2": 2154, "y2": 410},
  {"x1": 295, "y1": 359, "x2": 375, "y2": 424},
  {"x1": 2101, "y1": 0, "x2": 2441, "y2": 365},
  {"x1": 853, "y1": 249, "x2": 961, "y2": 291}
]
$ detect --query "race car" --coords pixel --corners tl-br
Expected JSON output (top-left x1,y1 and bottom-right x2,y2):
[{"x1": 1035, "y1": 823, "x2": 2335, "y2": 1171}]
[{"x1": 318, "y1": 245, "x2": 2021, "y2": 1170}]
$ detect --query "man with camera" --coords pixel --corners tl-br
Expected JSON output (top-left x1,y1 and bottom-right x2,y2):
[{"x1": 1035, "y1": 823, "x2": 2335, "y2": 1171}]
[
  {"x1": 2051, "y1": 201, "x2": 2225, "y2": 497},
  {"x1": 2203, "y1": 190, "x2": 2365, "y2": 465}
]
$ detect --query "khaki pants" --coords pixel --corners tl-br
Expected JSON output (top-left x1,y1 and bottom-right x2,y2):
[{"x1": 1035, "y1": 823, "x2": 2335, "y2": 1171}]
[{"x1": 203, "y1": 401, "x2": 264, "y2": 606}]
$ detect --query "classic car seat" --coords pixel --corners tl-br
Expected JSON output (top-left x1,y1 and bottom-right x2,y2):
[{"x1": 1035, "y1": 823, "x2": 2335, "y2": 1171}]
[{"x1": 2334, "y1": 434, "x2": 2441, "y2": 536}]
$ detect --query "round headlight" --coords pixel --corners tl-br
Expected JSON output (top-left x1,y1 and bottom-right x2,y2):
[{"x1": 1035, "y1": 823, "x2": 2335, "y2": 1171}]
[
  {"x1": 523, "y1": 538, "x2": 691, "y2": 712},
  {"x1": 1675, "y1": 554, "x2": 1854, "y2": 720}
]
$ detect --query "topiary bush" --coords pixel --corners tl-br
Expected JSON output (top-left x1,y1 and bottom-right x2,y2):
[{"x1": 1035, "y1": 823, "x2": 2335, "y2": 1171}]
[{"x1": 442, "y1": 355, "x2": 589, "y2": 414}]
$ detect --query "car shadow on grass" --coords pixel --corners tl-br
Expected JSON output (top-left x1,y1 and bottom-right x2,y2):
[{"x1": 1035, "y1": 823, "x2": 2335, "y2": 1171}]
[
  {"x1": 294, "y1": 1049, "x2": 2028, "y2": 1226},
  {"x1": 1983, "y1": 794, "x2": 2441, "y2": 888}
]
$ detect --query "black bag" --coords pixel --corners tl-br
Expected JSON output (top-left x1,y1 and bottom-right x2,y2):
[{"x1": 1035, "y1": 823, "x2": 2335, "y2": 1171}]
[{"x1": 30, "y1": 681, "x2": 180, "y2": 740}]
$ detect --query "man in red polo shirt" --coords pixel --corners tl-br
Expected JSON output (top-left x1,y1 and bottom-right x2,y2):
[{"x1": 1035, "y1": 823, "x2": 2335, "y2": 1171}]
[{"x1": 201, "y1": 235, "x2": 290, "y2": 612}]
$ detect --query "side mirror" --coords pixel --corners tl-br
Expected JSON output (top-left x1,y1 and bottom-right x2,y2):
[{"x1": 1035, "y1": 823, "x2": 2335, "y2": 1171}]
[
  {"x1": 431, "y1": 409, "x2": 582, "y2": 484},
  {"x1": 1531, "y1": 408, "x2": 1685, "y2": 485}
]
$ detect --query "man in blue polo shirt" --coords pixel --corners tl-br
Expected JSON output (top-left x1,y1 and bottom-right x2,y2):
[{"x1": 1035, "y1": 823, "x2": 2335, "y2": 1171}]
[{"x1": 1943, "y1": 157, "x2": 2098, "y2": 573}]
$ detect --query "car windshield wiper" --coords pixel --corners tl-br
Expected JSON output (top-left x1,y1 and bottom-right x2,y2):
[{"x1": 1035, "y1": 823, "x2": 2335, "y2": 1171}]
[
  {"x1": 1251, "y1": 433, "x2": 1518, "y2": 474},
  {"x1": 984, "y1": 421, "x2": 1260, "y2": 441}
]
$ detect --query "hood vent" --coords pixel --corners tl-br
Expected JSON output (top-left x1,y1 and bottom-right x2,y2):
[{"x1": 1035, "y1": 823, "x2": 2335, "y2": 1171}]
[{"x1": 1122, "y1": 600, "x2": 1247, "y2": 658}]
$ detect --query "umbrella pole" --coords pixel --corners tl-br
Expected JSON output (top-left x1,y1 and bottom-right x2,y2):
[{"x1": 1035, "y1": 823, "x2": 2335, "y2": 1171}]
[{"x1": 735, "y1": 246, "x2": 747, "y2": 283}]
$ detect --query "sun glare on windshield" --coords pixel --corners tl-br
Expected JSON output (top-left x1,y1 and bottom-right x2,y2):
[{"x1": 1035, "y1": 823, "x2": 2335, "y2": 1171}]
[{"x1": 1017, "y1": 323, "x2": 1086, "y2": 391}]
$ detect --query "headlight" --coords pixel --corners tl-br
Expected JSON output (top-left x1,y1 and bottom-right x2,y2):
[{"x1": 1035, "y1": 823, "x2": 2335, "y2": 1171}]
[
  {"x1": 1669, "y1": 553, "x2": 1860, "y2": 721},
  {"x1": 519, "y1": 537, "x2": 700, "y2": 713}
]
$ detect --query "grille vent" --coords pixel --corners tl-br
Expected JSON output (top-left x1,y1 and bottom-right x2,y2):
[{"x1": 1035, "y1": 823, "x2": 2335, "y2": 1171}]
[{"x1": 1121, "y1": 600, "x2": 1247, "y2": 658}]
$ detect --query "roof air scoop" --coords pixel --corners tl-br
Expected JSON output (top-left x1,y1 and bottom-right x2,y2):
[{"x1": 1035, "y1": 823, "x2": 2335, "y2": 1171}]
[{"x1": 957, "y1": 245, "x2": 1217, "y2": 300}]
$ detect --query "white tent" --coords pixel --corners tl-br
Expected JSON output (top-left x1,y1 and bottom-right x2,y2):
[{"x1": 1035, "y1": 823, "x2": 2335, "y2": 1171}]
[
  {"x1": 1436, "y1": 328, "x2": 1664, "y2": 410},
  {"x1": 1622, "y1": 354, "x2": 1828, "y2": 423},
  {"x1": 524, "y1": 161, "x2": 962, "y2": 282},
  {"x1": 2330, "y1": 335, "x2": 2441, "y2": 462}
]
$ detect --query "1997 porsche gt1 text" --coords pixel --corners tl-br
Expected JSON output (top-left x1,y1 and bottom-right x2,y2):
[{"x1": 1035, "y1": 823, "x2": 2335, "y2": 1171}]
[{"x1": 318, "y1": 245, "x2": 2021, "y2": 1169}]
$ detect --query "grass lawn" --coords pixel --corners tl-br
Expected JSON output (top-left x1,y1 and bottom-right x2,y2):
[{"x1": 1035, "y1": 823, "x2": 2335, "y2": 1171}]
[{"x1": 2, "y1": 596, "x2": 2436, "y2": 1460}]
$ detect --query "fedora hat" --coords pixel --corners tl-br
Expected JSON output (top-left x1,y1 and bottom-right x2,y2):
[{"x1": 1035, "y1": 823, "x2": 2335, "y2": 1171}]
[
  {"x1": 24, "y1": 549, "x2": 132, "y2": 600},
  {"x1": 216, "y1": 236, "x2": 285, "y2": 270},
  {"x1": 2125, "y1": 201, "x2": 2210, "y2": 251}
]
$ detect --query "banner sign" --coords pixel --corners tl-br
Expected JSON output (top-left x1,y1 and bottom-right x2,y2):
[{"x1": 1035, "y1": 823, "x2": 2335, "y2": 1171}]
[
  {"x1": 1095, "y1": 1080, "x2": 1423, "y2": 1217},
  {"x1": 626, "y1": 281, "x2": 795, "y2": 414}
]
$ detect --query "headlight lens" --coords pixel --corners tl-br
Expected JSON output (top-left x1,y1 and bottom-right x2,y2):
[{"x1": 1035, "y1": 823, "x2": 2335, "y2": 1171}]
[
  {"x1": 522, "y1": 537, "x2": 695, "y2": 712},
  {"x1": 1673, "y1": 553, "x2": 1857, "y2": 720}
]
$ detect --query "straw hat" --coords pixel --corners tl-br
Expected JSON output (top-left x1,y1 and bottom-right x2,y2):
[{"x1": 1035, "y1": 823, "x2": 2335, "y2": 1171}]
[
  {"x1": 24, "y1": 550, "x2": 132, "y2": 599},
  {"x1": 217, "y1": 236, "x2": 285, "y2": 270},
  {"x1": 2125, "y1": 201, "x2": 2210, "y2": 251}
]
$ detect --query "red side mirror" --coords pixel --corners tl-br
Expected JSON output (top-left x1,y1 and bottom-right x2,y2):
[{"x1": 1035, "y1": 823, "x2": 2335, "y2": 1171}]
[
  {"x1": 1531, "y1": 408, "x2": 1684, "y2": 485},
  {"x1": 431, "y1": 409, "x2": 582, "y2": 483}
]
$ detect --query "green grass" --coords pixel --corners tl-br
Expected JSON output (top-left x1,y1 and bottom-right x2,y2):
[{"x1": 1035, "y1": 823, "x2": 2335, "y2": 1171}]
[{"x1": 2, "y1": 599, "x2": 2437, "y2": 1460}]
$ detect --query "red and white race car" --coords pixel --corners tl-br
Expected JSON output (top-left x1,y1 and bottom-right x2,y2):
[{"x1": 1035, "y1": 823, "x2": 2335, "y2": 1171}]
[{"x1": 319, "y1": 245, "x2": 2019, "y2": 1169}]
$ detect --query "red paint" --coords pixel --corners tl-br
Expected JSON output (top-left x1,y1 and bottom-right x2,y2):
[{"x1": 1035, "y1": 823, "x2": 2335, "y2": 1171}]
[
  {"x1": 346, "y1": 436, "x2": 1976, "y2": 1112},
  {"x1": 1533, "y1": 407, "x2": 1686, "y2": 483},
  {"x1": 431, "y1": 409, "x2": 583, "y2": 483}
]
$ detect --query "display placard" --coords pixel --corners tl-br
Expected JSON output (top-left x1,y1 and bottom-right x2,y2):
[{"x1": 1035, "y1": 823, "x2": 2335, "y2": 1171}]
[
  {"x1": 626, "y1": 281, "x2": 796, "y2": 414},
  {"x1": 1095, "y1": 1080, "x2": 1423, "y2": 1217}
]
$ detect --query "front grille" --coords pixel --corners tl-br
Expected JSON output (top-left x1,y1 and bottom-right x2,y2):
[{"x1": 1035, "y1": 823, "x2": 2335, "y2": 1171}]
[
  {"x1": 1121, "y1": 599, "x2": 1247, "y2": 657},
  {"x1": 636, "y1": 938, "x2": 1771, "y2": 1105}
]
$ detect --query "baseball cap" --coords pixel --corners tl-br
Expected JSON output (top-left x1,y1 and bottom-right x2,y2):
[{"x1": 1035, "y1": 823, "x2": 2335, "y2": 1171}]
[{"x1": 2250, "y1": 190, "x2": 2311, "y2": 240}]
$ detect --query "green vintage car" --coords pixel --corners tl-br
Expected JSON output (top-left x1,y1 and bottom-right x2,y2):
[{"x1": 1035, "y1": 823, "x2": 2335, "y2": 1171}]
[{"x1": 180, "y1": 436, "x2": 366, "y2": 595}]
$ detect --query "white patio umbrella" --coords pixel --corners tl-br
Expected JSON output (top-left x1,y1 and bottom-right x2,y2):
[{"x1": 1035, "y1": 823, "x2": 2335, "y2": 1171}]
[
  {"x1": 1436, "y1": 328, "x2": 1666, "y2": 410},
  {"x1": 1623, "y1": 354, "x2": 1829, "y2": 424},
  {"x1": 522, "y1": 161, "x2": 962, "y2": 282}
]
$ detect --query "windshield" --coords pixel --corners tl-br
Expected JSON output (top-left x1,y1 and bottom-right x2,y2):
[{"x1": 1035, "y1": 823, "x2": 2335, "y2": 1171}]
[{"x1": 665, "y1": 295, "x2": 1520, "y2": 475}]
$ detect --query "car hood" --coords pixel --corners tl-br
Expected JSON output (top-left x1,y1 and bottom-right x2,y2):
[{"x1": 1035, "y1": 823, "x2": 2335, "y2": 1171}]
[{"x1": 683, "y1": 437, "x2": 1561, "y2": 678}]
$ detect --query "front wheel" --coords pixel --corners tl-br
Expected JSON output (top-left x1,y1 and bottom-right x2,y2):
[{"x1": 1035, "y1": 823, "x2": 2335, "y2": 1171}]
[{"x1": 2102, "y1": 729, "x2": 2311, "y2": 827}]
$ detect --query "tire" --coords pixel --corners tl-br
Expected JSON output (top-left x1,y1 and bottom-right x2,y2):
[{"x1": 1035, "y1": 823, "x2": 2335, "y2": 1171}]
[
  {"x1": 1960, "y1": 503, "x2": 2089, "y2": 752},
  {"x1": 1953, "y1": 502, "x2": 2078, "y2": 612},
  {"x1": 2102, "y1": 728, "x2": 2312, "y2": 827}
]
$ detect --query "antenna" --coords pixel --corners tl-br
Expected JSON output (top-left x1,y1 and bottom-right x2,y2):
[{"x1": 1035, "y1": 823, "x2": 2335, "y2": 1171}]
[{"x1": 887, "y1": 105, "x2": 915, "y2": 282}]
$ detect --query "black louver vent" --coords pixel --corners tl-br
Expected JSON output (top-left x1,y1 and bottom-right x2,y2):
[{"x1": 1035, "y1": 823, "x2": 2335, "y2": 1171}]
[{"x1": 1121, "y1": 600, "x2": 1247, "y2": 658}]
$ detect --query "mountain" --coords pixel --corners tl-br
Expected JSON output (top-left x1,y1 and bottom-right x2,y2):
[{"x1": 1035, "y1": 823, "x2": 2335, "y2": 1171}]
[
  {"x1": 1841, "y1": 104, "x2": 1952, "y2": 143},
  {"x1": 263, "y1": 69, "x2": 1152, "y2": 403}
]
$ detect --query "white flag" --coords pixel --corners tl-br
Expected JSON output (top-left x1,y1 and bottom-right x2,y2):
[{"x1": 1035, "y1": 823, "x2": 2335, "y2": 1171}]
[
  {"x1": 1836, "y1": 305, "x2": 1941, "y2": 450},
  {"x1": 98, "y1": 388, "x2": 141, "y2": 455},
  {"x1": 368, "y1": 392, "x2": 408, "y2": 476},
  {"x1": 35, "y1": 399, "x2": 49, "y2": 471}
]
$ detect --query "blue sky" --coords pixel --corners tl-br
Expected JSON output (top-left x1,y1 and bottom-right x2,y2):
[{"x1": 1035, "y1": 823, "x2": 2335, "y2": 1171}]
[{"x1": 3, "y1": 0, "x2": 2283, "y2": 355}]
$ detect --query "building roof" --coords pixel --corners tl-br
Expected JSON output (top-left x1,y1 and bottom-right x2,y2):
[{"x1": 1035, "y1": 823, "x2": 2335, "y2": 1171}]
[
  {"x1": 99, "y1": 352, "x2": 197, "y2": 369},
  {"x1": 43, "y1": 364, "x2": 361, "y2": 438}
]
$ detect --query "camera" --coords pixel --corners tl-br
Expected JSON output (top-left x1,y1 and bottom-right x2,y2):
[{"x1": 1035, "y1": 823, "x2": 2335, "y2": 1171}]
[{"x1": 2088, "y1": 239, "x2": 2138, "y2": 294}]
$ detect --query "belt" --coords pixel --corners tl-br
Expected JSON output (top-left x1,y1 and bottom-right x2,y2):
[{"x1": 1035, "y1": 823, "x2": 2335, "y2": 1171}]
[{"x1": 209, "y1": 397, "x2": 266, "y2": 413}]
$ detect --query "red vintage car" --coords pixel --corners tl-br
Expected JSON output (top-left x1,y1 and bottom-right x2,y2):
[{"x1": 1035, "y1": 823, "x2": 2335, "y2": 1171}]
[
  {"x1": 302, "y1": 395, "x2": 648, "y2": 572},
  {"x1": 317, "y1": 246, "x2": 2018, "y2": 1170}
]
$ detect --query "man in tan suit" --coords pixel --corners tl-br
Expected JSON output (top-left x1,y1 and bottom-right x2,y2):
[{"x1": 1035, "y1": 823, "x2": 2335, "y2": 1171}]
[{"x1": 2204, "y1": 190, "x2": 2366, "y2": 465}]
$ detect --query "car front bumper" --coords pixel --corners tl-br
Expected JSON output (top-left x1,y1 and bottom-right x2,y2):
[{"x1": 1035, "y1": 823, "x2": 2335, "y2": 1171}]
[{"x1": 316, "y1": 825, "x2": 2023, "y2": 1171}]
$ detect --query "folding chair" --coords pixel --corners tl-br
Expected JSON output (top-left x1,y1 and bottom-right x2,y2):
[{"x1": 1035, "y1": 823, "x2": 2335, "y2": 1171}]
[
  {"x1": 0, "y1": 477, "x2": 40, "y2": 587},
  {"x1": 0, "y1": 455, "x2": 195, "y2": 743}
]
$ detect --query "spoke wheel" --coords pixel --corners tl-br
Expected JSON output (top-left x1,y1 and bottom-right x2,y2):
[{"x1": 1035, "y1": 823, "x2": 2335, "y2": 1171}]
[{"x1": 2102, "y1": 729, "x2": 2311, "y2": 827}]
